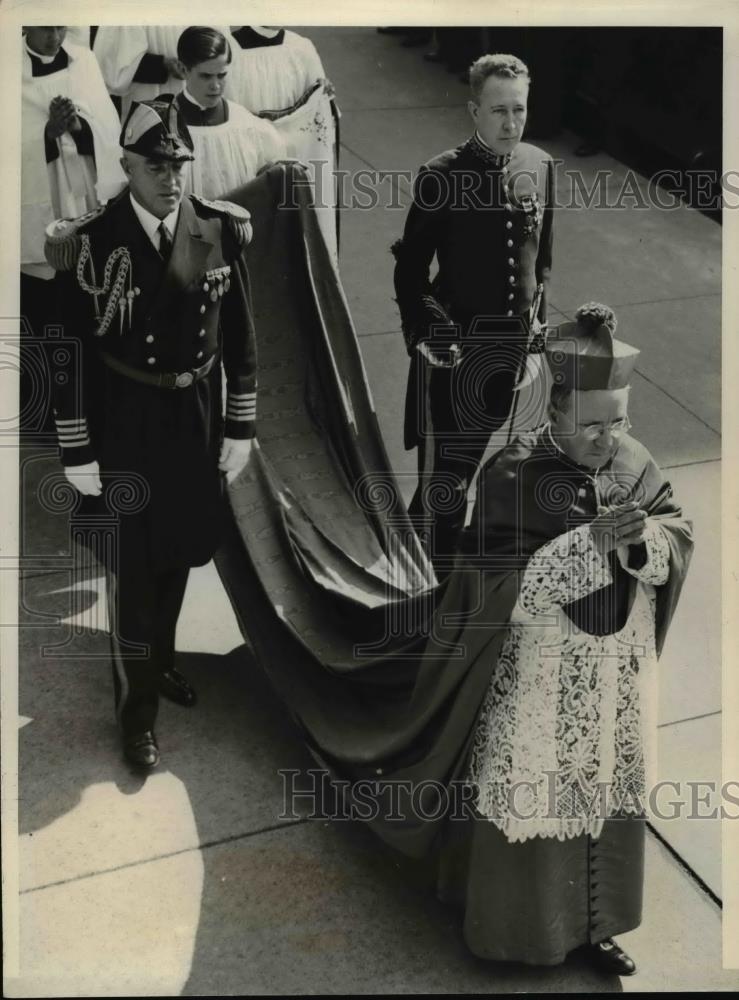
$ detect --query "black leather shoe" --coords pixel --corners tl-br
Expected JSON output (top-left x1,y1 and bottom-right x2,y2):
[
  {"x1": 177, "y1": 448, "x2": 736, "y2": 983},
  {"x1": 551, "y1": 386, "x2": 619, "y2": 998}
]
[
  {"x1": 123, "y1": 731, "x2": 160, "y2": 770},
  {"x1": 590, "y1": 939, "x2": 637, "y2": 976},
  {"x1": 159, "y1": 668, "x2": 197, "y2": 707}
]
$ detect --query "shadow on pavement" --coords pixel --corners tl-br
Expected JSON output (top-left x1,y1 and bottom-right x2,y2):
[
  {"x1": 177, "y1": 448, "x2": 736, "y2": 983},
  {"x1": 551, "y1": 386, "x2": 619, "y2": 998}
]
[{"x1": 19, "y1": 569, "x2": 621, "y2": 992}]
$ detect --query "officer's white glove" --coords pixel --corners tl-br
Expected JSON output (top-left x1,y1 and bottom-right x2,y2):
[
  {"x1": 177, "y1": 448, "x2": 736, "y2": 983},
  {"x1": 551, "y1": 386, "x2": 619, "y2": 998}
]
[
  {"x1": 64, "y1": 460, "x2": 102, "y2": 496},
  {"x1": 219, "y1": 438, "x2": 254, "y2": 484}
]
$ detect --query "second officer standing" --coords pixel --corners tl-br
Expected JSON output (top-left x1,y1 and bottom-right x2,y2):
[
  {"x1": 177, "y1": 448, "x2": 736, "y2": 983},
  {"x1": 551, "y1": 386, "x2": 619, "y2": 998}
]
[{"x1": 392, "y1": 53, "x2": 555, "y2": 568}]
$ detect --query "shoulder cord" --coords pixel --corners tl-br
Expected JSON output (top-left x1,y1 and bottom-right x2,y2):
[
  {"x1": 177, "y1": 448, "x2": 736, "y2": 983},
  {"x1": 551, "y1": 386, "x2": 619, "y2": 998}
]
[{"x1": 76, "y1": 235, "x2": 133, "y2": 337}]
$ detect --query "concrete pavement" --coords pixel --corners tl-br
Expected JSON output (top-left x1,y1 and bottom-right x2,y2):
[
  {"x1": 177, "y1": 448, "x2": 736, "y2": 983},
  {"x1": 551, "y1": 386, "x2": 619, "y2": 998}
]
[{"x1": 7, "y1": 26, "x2": 733, "y2": 996}]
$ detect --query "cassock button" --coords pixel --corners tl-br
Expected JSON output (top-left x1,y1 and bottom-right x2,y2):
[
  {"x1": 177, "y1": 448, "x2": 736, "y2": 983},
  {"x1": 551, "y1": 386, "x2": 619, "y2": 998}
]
[
  {"x1": 200, "y1": 304, "x2": 206, "y2": 314},
  {"x1": 196, "y1": 350, "x2": 204, "y2": 359},
  {"x1": 508, "y1": 257, "x2": 515, "y2": 266},
  {"x1": 506, "y1": 309, "x2": 513, "y2": 316},
  {"x1": 198, "y1": 328, "x2": 206, "y2": 338},
  {"x1": 507, "y1": 239, "x2": 514, "y2": 248},
  {"x1": 508, "y1": 276, "x2": 516, "y2": 285},
  {"x1": 147, "y1": 357, "x2": 156, "y2": 365},
  {"x1": 508, "y1": 292, "x2": 515, "y2": 301},
  {"x1": 506, "y1": 220, "x2": 513, "y2": 229},
  {"x1": 145, "y1": 334, "x2": 154, "y2": 343}
]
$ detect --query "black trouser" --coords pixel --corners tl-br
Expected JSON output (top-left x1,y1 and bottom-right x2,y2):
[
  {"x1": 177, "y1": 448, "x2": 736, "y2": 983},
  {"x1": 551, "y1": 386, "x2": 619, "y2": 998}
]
[
  {"x1": 408, "y1": 334, "x2": 525, "y2": 569},
  {"x1": 20, "y1": 272, "x2": 56, "y2": 434},
  {"x1": 108, "y1": 560, "x2": 190, "y2": 734}
]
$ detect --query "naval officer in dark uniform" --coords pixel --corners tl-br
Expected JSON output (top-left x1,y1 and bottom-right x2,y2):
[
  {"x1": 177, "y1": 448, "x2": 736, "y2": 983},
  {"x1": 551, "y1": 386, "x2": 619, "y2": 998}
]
[
  {"x1": 392, "y1": 53, "x2": 554, "y2": 568},
  {"x1": 45, "y1": 98, "x2": 257, "y2": 769}
]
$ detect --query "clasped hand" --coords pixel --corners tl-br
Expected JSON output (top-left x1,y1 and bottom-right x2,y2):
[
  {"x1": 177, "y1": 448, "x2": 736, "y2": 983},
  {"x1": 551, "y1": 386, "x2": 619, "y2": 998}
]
[
  {"x1": 46, "y1": 96, "x2": 82, "y2": 139},
  {"x1": 219, "y1": 437, "x2": 255, "y2": 484},
  {"x1": 589, "y1": 500, "x2": 648, "y2": 555}
]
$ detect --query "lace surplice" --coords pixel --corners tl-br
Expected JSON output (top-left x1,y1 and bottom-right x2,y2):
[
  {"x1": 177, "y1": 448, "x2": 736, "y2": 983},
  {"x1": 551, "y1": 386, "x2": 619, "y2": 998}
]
[
  {"x1": 468, "y1": 520, "x2": 670, "y2": 843},
  {"x1": 185, "y1": 102, "x2": 287, "y2": 200}
]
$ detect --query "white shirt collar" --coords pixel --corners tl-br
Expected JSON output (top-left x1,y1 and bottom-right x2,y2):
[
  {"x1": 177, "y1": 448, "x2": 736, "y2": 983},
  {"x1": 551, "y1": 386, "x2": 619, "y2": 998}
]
[
  {"x1": 129, "y1": 193, "x2": 180, "y2": 249},
  {"x1": 24, "y1": 38, "x2": 65, "y2": 64},
  {"x1": 183, "y1": 87, "x2": 208, "y2": 111}
]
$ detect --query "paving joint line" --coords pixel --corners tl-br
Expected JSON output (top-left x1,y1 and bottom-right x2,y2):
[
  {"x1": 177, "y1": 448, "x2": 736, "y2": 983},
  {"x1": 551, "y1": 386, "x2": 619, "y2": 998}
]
[
  {"x1": 633, "y1": 369, "x2": 720, "y2": 435},
  {"x1": 341, "y1": 103, "x2": 465, "y2": 113},
  {"x1": 553, "y1": 291, "x2": 719, "y2": 314},
  {"x1": 657, "y1": 709, "x2": 721, "y2": 729},
  {"x1": 18, "y1": 568, "x2": 86, "y2": 582},
  {"x1": 646, "y1": 822, "x2": 722, "y2": 909},
  {"x1": 20, "y1": 817, "x2": 310, "y2": 896},
  {"x1": 662, "y1": 457, "x2": 720, "y2": 470},
  {"x1": 339, "y1": 141, "x2": 413, "y2": 199}
]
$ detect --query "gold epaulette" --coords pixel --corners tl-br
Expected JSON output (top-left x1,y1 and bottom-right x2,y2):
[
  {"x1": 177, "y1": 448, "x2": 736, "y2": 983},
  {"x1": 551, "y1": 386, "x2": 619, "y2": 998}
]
[
  {"x1": 44, "y1": 205, "x2": 106, "y2": 272},
  {"x1": 191, "y1": 195, "x2": 253, "y2": 250}
]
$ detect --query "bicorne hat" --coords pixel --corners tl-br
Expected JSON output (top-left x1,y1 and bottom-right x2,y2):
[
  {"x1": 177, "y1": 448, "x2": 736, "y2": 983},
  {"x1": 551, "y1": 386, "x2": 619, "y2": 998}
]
[{"x1": 120, "y1": 97, "x2": 194, "y2": 162}]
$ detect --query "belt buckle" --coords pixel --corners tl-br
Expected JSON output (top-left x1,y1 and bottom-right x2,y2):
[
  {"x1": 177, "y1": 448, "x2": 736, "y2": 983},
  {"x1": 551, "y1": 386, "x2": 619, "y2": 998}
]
[{"x1": 175, "y1": 372, "x2": 194, "y2": 388}]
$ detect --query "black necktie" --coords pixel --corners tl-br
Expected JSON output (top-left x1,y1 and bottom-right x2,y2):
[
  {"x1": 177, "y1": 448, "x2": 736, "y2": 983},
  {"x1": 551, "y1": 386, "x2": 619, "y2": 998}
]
[{"x1": 158, "y1": 222, "x2": 173, "y2": 261}]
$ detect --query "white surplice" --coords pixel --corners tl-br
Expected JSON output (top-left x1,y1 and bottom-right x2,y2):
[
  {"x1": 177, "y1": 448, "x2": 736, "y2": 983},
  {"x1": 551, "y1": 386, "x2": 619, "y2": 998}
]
[
  {"x1": 21, "y1": 39, "x2": 126, "y2": 275},
  {"x1": 224, "y1": 29, "x2": 325, "y2": 114},
  {"x1": 184, "y1": 101, "x2": 287, "y2": 200},
  {"x1": 259, "y1": 83, "x2": 339, "y2": 266},
  {"x1": 468, "y1": 521, "x2": 670, "y2": 844}
]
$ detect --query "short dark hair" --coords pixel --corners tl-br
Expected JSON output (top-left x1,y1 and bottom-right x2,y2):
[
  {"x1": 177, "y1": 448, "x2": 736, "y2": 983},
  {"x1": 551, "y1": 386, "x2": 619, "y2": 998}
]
[
  {"x1": 177, "y1": 26, "x2": 231, "y2": 69},
  {"x1": 469, "y1": 53, "x2": 530, "y2": 102}
]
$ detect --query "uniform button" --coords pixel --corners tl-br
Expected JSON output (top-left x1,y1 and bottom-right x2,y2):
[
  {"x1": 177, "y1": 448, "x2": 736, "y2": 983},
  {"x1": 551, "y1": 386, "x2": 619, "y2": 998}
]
[
  {"x1": 145, "y1": 334, "x2": 154, "y2": 343},
  {"x1": 508, "y1": 257, "x2": 515, "y2": 266},
  {"x1": 507, "y1": 239, "x2": 513, "y2": 247},
  {"x1": 506, "y1": 309, "x2": 513, "y2": 316},
  {"x1": 508, "y1": 293, "x2": 515, "y2": 301},
  {"x1": 196, "y1": 350, "x2": 204, "y2": 359},
  {"x1": 506, "y1": 220, "x2": 513, "y2": 229},
  {"x1": 198, "y1": 328, "x2": 206, "y2": 338},
  {"x1": 508, "y1": 276, "x2": 516, "y2": 284},
  {"x1": 200, "y1": 304, "x2": 206, "y2": 314},
  {"x1": 147, "y1": 357, "x2": 156, "y2": 365}
]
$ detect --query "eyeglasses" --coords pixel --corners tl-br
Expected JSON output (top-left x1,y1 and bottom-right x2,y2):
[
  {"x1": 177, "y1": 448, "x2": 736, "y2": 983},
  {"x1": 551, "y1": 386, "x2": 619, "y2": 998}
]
[{"x1": 577, "y1": 417, "x2": 632, "y2": 440}]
